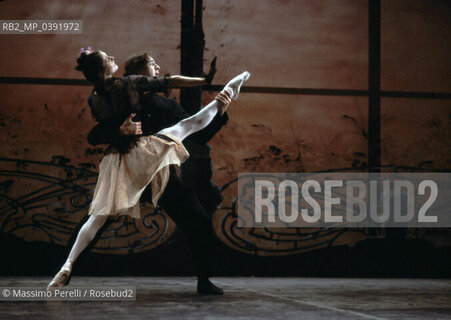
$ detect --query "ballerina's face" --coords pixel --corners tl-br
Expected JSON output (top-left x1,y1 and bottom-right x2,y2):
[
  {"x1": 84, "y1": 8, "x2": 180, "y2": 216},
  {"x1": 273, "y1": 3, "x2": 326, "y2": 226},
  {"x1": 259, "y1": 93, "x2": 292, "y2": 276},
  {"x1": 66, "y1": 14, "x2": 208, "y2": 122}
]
[{"x1": 99, "y1": 51, "x2": 118, "y2": 77}]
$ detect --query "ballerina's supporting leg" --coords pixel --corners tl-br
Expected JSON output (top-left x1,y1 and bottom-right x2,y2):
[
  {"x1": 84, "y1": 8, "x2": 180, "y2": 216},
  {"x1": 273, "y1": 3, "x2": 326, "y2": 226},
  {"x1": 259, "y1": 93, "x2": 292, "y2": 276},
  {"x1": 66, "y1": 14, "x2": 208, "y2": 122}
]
[
  {"x1": 158, "y1": 71, "x2": 250, "y2": 142},
  {"x1": 47, "y1": 215, "x2": 108, "y2": 289}
]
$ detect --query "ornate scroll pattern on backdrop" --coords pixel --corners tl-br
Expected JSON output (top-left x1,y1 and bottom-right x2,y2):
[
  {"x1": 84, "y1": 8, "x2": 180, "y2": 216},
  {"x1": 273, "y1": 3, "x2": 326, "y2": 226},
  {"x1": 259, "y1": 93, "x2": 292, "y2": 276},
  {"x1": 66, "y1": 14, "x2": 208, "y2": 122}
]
[
  {"x1": 214, "y1": 173, "x2": 367, "y2": 256},
  {"x1": 2, "y1": 157, "x2": 449, "y2": 256},
  {"x1": 0, "y1": 157, "x2": 175, "y2": 254}
]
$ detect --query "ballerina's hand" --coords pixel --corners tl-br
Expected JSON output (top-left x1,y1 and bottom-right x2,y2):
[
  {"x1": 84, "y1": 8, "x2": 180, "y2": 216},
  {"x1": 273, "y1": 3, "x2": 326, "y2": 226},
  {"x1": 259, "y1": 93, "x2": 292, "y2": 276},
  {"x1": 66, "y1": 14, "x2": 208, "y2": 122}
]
[{"x1": 120, "y1": 113, "x2": 142, "y2": 135}]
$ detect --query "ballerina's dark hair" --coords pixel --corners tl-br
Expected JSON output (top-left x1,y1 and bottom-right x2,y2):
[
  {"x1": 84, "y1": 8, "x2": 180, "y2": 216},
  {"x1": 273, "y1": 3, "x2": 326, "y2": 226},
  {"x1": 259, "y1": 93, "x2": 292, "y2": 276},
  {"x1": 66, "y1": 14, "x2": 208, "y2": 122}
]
[{"x1": 75, "y1": 50, "x2": 105, "y2": 83}]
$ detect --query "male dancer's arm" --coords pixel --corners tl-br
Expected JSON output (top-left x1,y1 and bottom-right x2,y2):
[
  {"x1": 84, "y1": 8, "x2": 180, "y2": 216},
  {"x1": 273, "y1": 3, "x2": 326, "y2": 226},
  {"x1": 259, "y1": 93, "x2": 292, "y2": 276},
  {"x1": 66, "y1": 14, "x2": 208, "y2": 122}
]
[
  {"x1": 166, "y1": 75, "x2": 206, "y2": 87},
  {"x1": 87, "y1": 75, "x2": 227, "y2": 146},
  {"x1": 164, "y1": 55, "x2": 216, "y2": 88}
]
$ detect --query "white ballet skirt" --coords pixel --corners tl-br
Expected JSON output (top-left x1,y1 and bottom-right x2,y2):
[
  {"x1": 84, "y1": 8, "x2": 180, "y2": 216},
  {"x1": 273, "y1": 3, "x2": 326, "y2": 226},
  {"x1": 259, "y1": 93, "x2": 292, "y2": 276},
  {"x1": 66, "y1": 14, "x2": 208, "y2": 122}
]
[{"x1": 88, "y1": 134, "x2": 189, "y2": 219}]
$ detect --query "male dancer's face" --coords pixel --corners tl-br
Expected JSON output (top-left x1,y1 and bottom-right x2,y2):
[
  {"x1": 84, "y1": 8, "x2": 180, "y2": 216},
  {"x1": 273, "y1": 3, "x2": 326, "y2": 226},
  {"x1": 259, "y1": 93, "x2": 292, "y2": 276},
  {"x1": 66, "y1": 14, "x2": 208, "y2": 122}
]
[{"x1": 142, "y1": 57, "x2": 160, "y2": 77}]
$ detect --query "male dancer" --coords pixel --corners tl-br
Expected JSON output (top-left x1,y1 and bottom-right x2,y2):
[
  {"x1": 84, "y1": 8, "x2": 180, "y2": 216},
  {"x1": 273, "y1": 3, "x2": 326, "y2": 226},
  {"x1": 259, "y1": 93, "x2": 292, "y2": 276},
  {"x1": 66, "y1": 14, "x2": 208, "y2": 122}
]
[
  {"x1": 123, "y1": 53, "x2": 227, "y2": 215},
  {"x1": 86, "y1": 53, "x2": 231, "y2": 295}
]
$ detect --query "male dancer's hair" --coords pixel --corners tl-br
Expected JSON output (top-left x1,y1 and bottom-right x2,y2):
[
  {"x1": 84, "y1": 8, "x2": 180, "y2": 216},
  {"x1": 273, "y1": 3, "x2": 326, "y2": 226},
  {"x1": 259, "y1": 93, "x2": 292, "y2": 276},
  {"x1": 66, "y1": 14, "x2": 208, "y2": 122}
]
[{"x1": 124, "y1": 52, "x2": 152, "y2": 76}]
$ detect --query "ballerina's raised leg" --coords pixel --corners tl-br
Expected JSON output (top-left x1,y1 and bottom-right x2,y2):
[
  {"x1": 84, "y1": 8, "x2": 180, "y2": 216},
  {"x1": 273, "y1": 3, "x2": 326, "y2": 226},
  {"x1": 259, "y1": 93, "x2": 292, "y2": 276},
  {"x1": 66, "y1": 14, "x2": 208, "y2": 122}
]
[{"x1": 158, "y1": 71, "x2": 250, "y2": 141}]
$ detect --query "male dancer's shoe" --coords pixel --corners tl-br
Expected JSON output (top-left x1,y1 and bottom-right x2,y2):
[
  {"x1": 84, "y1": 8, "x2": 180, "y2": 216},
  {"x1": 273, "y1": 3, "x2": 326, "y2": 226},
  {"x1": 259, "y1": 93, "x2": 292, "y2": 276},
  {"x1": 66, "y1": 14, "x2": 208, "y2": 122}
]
[{"x1": 197, "y1": 278, "x2": 224, "y2": 295}]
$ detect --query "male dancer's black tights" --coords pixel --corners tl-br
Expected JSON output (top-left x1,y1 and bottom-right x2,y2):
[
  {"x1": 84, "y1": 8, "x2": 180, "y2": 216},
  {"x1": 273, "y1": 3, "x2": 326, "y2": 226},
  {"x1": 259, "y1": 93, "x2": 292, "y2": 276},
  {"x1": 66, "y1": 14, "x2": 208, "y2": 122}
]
[{"x1": 157, "y1": 166, "x2": 213, "y2": 279}]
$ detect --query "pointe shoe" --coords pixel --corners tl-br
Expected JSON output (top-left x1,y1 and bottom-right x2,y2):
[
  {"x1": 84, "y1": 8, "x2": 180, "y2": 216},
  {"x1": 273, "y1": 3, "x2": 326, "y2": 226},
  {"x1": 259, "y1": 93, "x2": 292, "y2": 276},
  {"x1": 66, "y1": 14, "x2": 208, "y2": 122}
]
[
  {"x1": 47, "y1": 268, "x2": 72, "y2": 290},
  {"x1": 224, "y1": 71, "x2": 251, "y2": 100}
]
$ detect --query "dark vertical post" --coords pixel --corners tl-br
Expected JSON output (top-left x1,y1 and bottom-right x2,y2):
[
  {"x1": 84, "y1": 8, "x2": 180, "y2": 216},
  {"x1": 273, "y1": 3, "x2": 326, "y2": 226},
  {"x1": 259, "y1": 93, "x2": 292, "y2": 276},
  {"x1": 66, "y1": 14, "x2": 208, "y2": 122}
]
[
  {"x1": 368, "y1": 0, "x2": 381, "y2": 172},
  {"x1": 179, "y1": 0, "x2": 223, "y2": 218},
  {"x1": 180, "y1": 0, "x2": 204, "y2": 115}
]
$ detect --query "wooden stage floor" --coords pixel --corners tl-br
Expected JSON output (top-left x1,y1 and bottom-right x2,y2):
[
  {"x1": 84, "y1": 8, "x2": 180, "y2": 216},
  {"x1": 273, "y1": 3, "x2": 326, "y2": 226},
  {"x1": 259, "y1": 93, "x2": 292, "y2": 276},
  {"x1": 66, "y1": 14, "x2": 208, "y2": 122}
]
[{"x1": 0, "y1": 277, "x2": 450, "y2": 319}]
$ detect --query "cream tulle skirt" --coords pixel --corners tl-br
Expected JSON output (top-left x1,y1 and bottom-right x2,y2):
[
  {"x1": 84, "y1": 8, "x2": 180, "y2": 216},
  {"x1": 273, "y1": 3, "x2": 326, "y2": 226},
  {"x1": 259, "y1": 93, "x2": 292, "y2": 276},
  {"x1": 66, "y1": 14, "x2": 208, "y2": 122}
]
[{"x1": 88, "y1": 134, "x2": 189, "y2": 219}]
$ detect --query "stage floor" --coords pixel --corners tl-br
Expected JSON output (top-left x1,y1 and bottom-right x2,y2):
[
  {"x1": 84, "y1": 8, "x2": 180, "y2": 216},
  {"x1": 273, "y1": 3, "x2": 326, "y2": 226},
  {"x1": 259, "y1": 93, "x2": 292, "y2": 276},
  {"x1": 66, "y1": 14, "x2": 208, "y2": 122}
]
[{"x1": 1, "y1": 277, "x2": 450, "y2": 319}]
